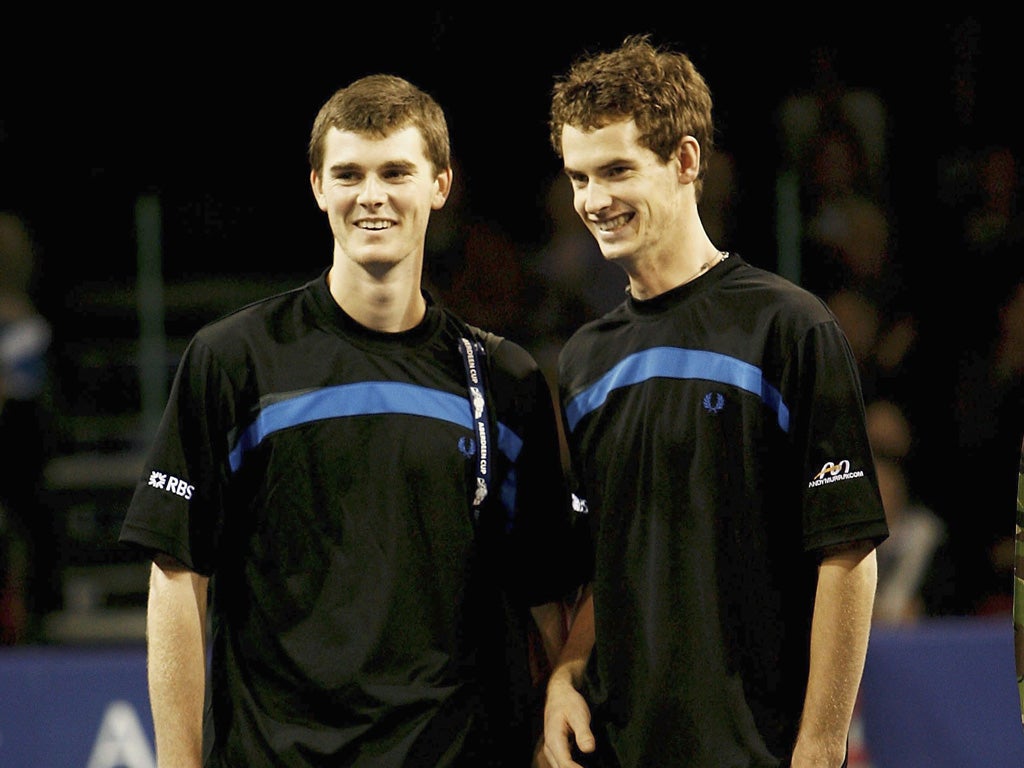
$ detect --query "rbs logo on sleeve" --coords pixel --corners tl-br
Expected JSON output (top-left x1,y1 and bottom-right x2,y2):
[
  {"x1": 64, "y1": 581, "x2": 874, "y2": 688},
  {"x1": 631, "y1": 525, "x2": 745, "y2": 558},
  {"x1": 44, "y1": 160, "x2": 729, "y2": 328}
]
[{"x1": 147, "y1": 470, "x2": 195, "y2": 500}]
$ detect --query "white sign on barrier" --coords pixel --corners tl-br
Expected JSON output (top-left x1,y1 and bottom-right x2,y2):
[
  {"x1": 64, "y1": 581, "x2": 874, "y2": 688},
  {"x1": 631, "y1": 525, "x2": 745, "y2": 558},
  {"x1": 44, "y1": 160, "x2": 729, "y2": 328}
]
[{"x1": 86, "y1": 700, "x2": 155, "y2": 768}]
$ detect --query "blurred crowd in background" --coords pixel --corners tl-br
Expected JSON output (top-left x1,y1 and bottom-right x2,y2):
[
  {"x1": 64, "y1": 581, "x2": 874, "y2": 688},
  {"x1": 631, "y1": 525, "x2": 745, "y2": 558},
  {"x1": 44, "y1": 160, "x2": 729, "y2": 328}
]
[{"x1": 0, "y1": 17, "x2": 1021, "y2": 643}]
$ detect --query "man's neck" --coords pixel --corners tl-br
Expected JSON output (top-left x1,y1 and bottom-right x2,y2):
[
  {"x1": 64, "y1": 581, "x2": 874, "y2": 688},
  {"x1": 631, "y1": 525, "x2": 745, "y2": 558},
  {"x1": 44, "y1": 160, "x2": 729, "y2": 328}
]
[{"x1": 326, "y1": 263, "x2": 427, "y2": 333}]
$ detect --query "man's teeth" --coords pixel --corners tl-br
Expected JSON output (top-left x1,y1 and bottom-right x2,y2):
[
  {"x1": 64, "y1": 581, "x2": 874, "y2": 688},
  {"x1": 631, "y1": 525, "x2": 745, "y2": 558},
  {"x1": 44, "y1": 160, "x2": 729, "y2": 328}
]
[
  {"x1": 597, "y1": 213, "x2": 631, "y2": 232},
  {"x1": 358, "y1": 221, "x2": 392, "y2": 230}
]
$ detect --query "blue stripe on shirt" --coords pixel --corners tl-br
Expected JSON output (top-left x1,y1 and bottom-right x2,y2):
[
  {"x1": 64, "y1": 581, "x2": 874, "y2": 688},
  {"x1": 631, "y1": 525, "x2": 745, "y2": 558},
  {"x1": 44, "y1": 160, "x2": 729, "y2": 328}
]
[
  {"x1": 228, "y1": 381, "x2": 521, "y2": 473},
  {"x1": 564, "y1": 346, "x2": 789, "y2": 434}
]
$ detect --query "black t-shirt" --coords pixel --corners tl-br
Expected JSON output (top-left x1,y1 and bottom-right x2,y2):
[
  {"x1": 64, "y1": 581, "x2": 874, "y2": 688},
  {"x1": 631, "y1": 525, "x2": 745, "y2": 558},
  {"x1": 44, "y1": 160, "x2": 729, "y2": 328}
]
[
  {"x1": 120, "y1": 270, "x2": 580, "y2": 767},
  {"x1": 558, "y1": 254, "x2": 889, "y2": 767}
]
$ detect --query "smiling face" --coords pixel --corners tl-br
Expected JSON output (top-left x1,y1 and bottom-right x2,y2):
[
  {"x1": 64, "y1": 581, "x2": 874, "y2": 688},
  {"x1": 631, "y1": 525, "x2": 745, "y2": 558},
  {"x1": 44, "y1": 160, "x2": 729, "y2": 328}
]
[
  {"x1": 310, "y1": 125, "x2": 451, "y2": 274},
  {"x1": 560, "y1": 118, "x2": 691, "y2": 269}
]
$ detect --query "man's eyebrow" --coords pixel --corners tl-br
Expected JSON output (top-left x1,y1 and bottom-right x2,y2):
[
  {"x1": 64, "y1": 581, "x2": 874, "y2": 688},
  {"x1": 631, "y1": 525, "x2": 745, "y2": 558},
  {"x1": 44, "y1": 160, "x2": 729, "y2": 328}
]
[
  {"x1": 328, "y1": 161, "x2": 362, "y2": 174},
  {"x1": 564, "y1": 158, "x2": 633, "y2": 176},
  {"x1": 327, "y1": 159, "x2": 417, "y2": 174},
  {"x1": 379, "y1": 159, "x2": 417, "y2": 171},
  {"x1": 597, "y1": 157, "x2": 633, "y2": 171}
]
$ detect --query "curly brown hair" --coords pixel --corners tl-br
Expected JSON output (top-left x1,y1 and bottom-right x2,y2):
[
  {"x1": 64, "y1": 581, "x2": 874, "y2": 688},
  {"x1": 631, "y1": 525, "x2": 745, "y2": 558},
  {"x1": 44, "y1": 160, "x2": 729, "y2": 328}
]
[{"x1": 549, "y1": 34, "x2": 715, "y2": 200}]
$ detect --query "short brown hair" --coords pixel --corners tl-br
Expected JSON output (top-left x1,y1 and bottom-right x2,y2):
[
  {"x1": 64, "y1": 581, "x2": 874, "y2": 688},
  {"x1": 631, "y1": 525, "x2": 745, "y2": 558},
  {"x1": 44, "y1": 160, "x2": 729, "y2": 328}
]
[
  {"x1": 549, "y1": 35, "x2": 715, "y2": 199},
  {"x1": 308, "y1": 74, "x2": 451, "y2": 176}
]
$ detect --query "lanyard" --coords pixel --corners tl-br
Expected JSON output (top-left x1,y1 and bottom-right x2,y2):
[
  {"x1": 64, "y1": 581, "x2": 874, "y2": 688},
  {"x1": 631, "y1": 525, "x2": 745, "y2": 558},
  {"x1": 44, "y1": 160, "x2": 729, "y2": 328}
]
[{"x1": 458, "y1": 336, "x2": 490, "y2": 519}]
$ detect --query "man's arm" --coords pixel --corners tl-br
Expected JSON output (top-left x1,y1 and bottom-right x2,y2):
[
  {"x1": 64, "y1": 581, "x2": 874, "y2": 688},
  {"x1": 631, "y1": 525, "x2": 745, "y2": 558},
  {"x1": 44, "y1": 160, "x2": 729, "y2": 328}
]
[
  {"x1": 530, "y1": 600, "x2": 570, "y2": 675},
  {"x1": 543, "y1": 584, "x2": 596, "y2": 768},
  {"x1": 791, "y1": 541, "x2": 878, "y2": 768},
  {"x1": 147, "y1": 553, "x2": 209, "y2": 768}
]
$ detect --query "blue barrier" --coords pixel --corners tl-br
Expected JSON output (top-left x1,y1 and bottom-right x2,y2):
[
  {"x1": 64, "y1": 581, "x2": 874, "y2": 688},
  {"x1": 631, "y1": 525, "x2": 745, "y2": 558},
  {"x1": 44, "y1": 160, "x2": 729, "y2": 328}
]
[
  {"x1": 0, "y1": 645, "x2": 153, "y2": 767},
  {"x1": 2, "y1": 617, "x2": 1023, "y2": 767},
  {"x1": 860, "y1": 616, "x2": 1024, "y2": 767}
]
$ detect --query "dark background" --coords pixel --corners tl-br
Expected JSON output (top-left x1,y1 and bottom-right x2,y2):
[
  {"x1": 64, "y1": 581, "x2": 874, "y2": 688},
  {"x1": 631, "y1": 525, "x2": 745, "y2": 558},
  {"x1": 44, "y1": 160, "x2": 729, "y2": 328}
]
[{"x1": 2, "y1": 14, "x2": 1017, "y2": 310}]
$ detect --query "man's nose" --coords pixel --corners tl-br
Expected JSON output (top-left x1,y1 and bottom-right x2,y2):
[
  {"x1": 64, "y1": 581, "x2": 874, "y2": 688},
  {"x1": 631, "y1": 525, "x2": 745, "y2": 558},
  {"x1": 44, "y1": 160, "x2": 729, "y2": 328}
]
[{"x1": 358, "y1": 175, "x2": 387, "y2": 205}]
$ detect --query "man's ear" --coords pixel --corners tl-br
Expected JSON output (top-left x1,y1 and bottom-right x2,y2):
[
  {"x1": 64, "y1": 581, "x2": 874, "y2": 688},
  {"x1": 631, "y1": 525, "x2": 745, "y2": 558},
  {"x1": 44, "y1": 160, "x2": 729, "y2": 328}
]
[
  {"x1": 675, "y1": 136, "x2": 701, "y2": 184},
  {"x1": 433, "y1": 166, "x2": 453, "y2": 210},
  {"x1": 310, "y1": 169, "x2": 327, "y2": 212}
]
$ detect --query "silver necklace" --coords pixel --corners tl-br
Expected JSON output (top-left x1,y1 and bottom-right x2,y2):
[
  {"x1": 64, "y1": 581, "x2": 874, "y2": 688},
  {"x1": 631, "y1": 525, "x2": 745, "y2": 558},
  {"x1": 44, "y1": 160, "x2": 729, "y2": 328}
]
[{"x1": 685, "y1": 250, "x2": 729, "y2": 284}]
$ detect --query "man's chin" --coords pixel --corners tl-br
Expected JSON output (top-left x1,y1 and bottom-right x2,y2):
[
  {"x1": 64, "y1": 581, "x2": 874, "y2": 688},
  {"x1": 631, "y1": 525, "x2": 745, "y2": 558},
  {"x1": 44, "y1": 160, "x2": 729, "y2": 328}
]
[
  {"x1": 596, "y1": 242, "x2": 629, "y2": 265},
  {"x1": 341, "y1": 245, "x2": 408, "y2": 271}
]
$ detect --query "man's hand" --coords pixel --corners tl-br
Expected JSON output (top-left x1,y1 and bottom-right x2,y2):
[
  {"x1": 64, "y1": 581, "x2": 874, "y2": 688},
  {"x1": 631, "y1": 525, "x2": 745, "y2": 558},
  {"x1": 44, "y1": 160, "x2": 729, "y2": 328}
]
[{"x1": 542, "y1": 670, "x2": 595, "y2": 768}]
